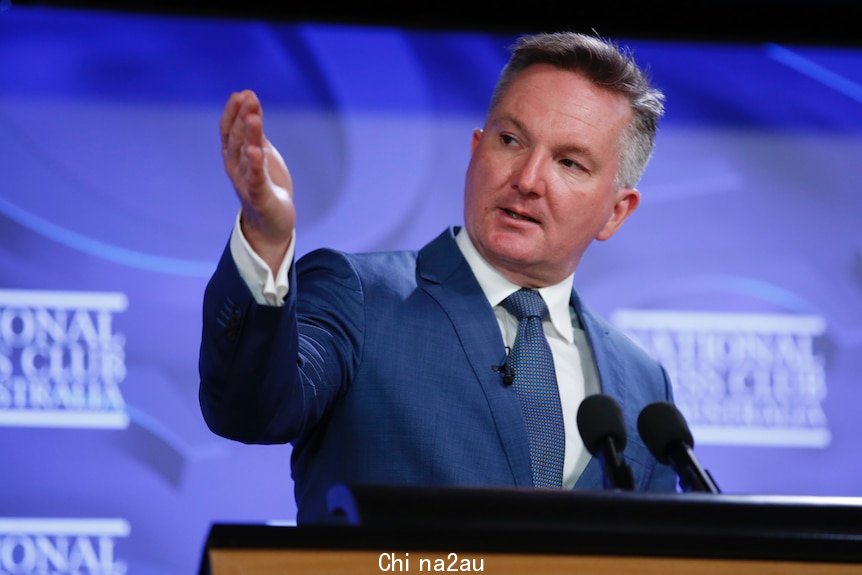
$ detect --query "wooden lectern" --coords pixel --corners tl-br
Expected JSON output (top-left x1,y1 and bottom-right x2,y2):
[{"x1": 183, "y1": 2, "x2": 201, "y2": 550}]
[{"x1": 200, "y1": 485, "x2": 862, "y2": 574}]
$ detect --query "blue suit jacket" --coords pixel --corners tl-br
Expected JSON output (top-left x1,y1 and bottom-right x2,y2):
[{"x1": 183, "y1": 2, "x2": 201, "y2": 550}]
[{"x1": 199, "y1": 227, "x2": 677, "y2": 524}]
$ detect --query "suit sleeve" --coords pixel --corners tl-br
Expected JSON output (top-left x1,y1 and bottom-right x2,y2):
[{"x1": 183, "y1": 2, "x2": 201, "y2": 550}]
[{"x1": 198, "y1": 242, "x2": 364, "y2": 444}]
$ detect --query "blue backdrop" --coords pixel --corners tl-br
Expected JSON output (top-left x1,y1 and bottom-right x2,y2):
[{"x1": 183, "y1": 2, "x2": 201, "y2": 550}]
[{"x1": 1, "y1": 5, "x2": 861, "y2": 573}]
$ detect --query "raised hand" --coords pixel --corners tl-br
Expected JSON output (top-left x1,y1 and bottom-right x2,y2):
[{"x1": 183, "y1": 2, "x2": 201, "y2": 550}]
[{"x1": 220, "y1": 89, "x2": 295, "y2": 273}]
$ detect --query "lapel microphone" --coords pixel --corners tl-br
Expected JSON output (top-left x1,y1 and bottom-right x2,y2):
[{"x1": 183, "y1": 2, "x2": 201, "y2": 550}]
[{"x1": 492, "y1": 346, "x2": 515, "y2": 385}]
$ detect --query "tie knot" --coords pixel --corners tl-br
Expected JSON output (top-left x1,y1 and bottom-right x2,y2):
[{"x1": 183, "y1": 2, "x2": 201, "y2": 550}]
[{"x1": 501, "y1": 288, "x2": 548, "y2": 321}]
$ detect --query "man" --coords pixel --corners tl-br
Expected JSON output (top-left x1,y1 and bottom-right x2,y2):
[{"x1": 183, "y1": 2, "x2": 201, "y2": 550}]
[{"x1": 199, "y1": 31, "x2": 678, "y2": 524}]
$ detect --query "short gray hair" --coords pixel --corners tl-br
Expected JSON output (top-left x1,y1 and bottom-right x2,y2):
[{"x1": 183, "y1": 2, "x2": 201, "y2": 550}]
[{"x1": 490, "y1": 32, "x2": 665, "y2": 189}]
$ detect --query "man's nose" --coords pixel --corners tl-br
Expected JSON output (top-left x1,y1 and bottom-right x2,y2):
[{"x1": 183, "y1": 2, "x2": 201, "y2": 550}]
[{"x1": 511, "y1": 151, "x2": 547, "y2": 196}]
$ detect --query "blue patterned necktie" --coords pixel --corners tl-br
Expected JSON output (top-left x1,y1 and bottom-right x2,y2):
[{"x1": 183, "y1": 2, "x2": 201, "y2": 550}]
[{"x1": 501, "y1": 288, "x2": 565, "y2": 488}]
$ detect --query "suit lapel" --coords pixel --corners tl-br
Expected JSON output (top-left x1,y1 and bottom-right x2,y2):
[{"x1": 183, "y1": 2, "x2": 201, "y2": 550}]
[
  {"x1": 572, "y1": 290, "x2": 644, "y2": 488},
  {"x1": 417, "y1": 228, "x2": 533, "y2": 486},
  {"x1": 573, "y1": 291, "x2": 628, "y2": 407}
]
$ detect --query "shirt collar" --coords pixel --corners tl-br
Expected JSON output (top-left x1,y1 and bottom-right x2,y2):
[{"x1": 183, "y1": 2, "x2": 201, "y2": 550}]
[{"x1": 455, "y1": 228, "x2": 576, "y2": 344}]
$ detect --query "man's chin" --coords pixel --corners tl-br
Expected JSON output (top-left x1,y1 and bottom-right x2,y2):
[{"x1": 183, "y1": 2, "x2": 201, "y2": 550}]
[
  {"x1": 486, "y1": 231, "x2": 540, "y2": 259},
  {"x1": 484, "y1": 245, "x2": 542, "y2": 274}
]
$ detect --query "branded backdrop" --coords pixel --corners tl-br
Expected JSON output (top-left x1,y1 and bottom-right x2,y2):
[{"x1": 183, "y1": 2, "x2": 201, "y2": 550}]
[{"x1": 1, "y1": 5, "x2": 861, "y2": 573}]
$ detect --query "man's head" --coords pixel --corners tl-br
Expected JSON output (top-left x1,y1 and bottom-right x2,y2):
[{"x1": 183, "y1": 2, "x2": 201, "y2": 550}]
[
  {"x1": 463, "y1": 32, "x2": 665, "y2": 287},
  {"x1": 490, "y1": 32, "x2": 665, "y2": 190}
]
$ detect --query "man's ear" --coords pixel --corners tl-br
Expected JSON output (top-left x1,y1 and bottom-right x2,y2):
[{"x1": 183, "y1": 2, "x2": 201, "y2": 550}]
[
  {"x1": 470, "y1": 128, "x2": 483, "y2": 153},
  {"x1": 596, "y1": 187, "x2": 640, "y2": 241}
]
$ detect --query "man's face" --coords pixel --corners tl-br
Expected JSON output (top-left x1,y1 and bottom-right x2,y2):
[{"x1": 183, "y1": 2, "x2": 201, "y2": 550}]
[{"x1": 463, "y1": 63, "x2": 640, "y2": 287}]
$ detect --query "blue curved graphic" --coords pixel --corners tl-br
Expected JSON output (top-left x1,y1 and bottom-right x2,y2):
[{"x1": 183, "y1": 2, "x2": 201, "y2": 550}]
[
  {"x1": 768, "y1": 44, "x2": 862, "y2": 104},
  {"x1": 0, "y1": 195, "x2": 215, "y2": 277}
]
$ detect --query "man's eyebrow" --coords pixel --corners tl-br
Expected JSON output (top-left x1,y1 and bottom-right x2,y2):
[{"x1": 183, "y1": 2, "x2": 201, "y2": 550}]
[
  {"x1": 494, "y1": 113, "x2": 599, "y2": 165},
  {"x1": 494, "y1": 113, "x2": 528, "y2": 137}
]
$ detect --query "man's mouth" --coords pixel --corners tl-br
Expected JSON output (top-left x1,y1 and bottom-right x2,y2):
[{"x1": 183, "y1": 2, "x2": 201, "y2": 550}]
[{"x1": 503, "y1": 208, "x2": 539, "y2": 224}]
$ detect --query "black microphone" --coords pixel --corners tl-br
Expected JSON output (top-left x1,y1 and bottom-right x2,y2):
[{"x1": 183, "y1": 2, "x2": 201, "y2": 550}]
[
  {"x1": 492, "y1": 346, "x2": 515, "y2": 386},
  {"x1": 576, "y1": 394, "x2": 635, "y2": 490},
  {"x1": 637, "y1": 401, "x2": 721, "y2": 494}
]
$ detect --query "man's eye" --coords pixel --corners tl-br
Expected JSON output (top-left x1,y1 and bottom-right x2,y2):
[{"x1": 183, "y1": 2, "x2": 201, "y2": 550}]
[
  {"x1": 560, "y1": 158, "x2": 588, "y2": 173},
  {"x1": 500, "y1": 134, "x2": 517, "y2": 145}
]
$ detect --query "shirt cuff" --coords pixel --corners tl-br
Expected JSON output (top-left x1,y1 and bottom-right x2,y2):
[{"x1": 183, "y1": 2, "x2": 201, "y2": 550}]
[{"x1": 228, "y1": 210, "x2": 294, "y2": 307}]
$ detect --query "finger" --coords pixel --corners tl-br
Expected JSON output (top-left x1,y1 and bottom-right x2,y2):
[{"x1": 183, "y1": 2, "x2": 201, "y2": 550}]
[
  {"x1": 241, "y1": 142, "x2": 267, "y2": 197},
  {"x1": 238, "y1": 112, "x2": 271, "y2": 197},
  {"x1": 227, "y1": 93, "x2": 264, "y2": 167},
  {"x1": 243, "y1": 111, "x2": 263, "y2": 151},
  {"x1": 222, "y1": 91, "x2": 260, "y2": 154},
  {"x1": 221, "y1": 99, "x2": 247, "y2": 180},
  {"x1": 219, "y1": 91, "x2": 244, "y2": 154}
]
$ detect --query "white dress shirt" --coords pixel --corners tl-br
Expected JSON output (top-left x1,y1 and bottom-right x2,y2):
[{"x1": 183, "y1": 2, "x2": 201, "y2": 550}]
[
  {"x1": 454, "y1": 229, "x2": 597, "y2": 487},
  {"x1": 229, "y1": 217, "x2": 598, "y2": 488}
]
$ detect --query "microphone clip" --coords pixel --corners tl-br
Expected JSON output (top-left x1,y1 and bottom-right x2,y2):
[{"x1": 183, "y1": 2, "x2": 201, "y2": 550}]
[{"x1": 492, "y1": 346, "x2": 515, "y2": 386}]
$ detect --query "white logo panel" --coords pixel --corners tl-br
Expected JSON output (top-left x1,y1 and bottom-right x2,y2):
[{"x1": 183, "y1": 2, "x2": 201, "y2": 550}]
[
  {"x1": 612, "y1": 309, "x2": 829, "y2": 447},
  {"x1": 0, "y1": 290, "x2": 129, "y2": 429},
  {"x1": 0, "y1": 518, "x2": 129, "y2": 574}
]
